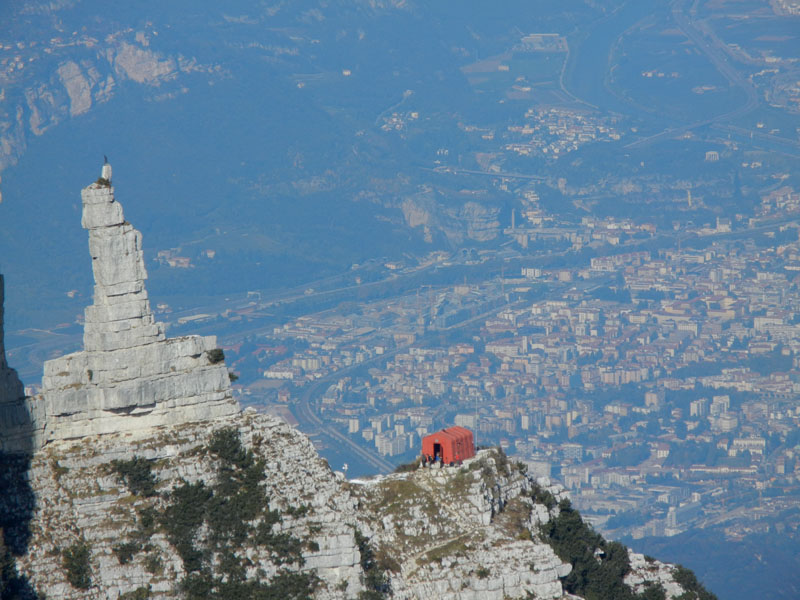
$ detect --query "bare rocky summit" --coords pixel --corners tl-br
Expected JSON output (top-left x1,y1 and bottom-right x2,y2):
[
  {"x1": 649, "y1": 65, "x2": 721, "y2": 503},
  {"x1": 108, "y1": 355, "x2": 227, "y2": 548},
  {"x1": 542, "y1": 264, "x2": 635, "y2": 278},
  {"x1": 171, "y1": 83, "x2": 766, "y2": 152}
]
[
  {"x1": 15, "y1": 424, "x2": 694, "y2": 600},
  {"x1": 20, "y1": 412, "x2": 364, "y2": 599},
  {"x1": 354, "y1": 456, "x2": 572, "y2": 600}
]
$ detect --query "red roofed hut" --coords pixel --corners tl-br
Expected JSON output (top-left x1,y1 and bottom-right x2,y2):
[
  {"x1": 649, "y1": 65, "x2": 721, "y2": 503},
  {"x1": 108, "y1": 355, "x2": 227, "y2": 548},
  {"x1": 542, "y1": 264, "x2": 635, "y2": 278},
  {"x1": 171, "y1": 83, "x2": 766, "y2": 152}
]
[{"x1": 421, "y1": 427, "x2": 475, "y2": 464}]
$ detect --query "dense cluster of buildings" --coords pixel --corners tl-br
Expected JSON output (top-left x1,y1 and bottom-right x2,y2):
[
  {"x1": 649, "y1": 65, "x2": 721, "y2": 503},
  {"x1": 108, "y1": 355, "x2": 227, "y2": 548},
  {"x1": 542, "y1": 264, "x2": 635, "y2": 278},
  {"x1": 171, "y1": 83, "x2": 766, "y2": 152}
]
[
  {"x1": 231, "y1": 183, "x2": 800, "y2": 541},
  {"x1": 504, "y1": 107, "x2": 622, "y2": 158}
]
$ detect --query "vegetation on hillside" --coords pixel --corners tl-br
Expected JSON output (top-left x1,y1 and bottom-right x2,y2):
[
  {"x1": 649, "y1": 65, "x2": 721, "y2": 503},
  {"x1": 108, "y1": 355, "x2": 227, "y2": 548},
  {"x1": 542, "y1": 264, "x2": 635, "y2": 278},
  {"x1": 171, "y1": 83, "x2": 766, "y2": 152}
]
[
  {"x1": 354, "y1": 529, "x2": 391, "y2": 600},
  {"x1": 672, "y1": 565, "x2": 718, "y2": 600},
  {"x1": 111, "y1": 456, "x2": 158, "y2": 497},
  {"x1": 61, "y1": 540, "x2": 91, "y2": 590},
  {"x1": 110, "y1": 428, "x2": 317, "y2": 600},
  {"x1": 207, "y1": 349, "x2": 225, "y2": 364},
  {"x1": 540, "y1": 494, "x2": 716, "y2": 600}
]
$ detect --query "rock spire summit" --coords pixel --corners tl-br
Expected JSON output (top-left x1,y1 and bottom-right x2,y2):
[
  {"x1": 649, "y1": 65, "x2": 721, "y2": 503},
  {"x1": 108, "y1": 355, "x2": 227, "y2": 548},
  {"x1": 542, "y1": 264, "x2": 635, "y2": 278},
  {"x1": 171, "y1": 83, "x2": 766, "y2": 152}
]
[
  {"x1": 81, "y1": 161, "x2": 163, "y2": 352},
  {"x1": 38, "y1": 163, "x2": 239, "y2": 444}
]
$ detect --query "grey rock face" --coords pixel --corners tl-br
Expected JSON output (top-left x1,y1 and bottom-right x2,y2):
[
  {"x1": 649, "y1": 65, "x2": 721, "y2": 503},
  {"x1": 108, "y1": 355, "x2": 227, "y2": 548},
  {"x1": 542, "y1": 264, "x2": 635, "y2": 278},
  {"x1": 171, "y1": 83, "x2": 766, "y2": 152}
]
[
  {"x1": 37, "y1": 165, "x2": 239, "y2": 445},
  {"x1": 18, "y1": 423, "x2": 698, "y2": 600},
  {"x1": 353, "y1": 451, "x2": 573, "y2": 600},
  {"x1": 80, "y1": 164, "x2": 163, "y2": 353},
  {"x1": 625, "y1": 552, "x2": 689, "y2": 599},
  {"x1": 19, "y1": 413, "x2": 365, "y2": 599},
  {"x1": 400, "y1": 192, "x2": 501, "y2": 245}
]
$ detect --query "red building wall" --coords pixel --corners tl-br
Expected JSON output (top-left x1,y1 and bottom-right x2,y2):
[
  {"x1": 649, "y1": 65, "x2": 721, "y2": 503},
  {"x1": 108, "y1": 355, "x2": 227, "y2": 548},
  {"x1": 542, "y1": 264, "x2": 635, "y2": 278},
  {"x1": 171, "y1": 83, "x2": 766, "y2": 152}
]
[{"x1": 422, "y1": 427, "x2": 475, "y2": 463}]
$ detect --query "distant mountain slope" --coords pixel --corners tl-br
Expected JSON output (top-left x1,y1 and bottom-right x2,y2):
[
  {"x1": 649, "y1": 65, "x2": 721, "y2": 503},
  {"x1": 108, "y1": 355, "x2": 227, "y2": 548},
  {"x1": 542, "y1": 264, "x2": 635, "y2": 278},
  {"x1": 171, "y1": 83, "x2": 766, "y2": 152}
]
[{"x1": 0, "y1": 0, "x2": 624, "y2": 328}]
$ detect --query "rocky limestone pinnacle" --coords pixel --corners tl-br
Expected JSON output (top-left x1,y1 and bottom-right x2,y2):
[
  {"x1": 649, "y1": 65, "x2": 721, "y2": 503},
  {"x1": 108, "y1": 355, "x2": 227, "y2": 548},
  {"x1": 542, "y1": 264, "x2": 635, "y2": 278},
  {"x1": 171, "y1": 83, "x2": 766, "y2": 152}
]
[
  {"x1": 37, "y1": 163, "x2": 239, "y2": 445},
  {"x1": 81, "y1": 161, "x2": 164, "y2": 352}
]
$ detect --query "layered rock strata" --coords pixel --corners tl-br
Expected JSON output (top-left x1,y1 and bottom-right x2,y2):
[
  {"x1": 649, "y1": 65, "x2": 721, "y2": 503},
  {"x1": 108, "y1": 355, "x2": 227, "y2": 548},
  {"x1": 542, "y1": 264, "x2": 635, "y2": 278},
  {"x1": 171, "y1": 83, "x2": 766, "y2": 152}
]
[
  {"x1": 19, "y1": 426, "x2": 707, "y2": 600},
  {"x1": 21, "y1": 426, "x2": 570, "y2": 600},
  {"x1": 0, "y1": 274, "x2": 34, "y2": 453},
  {"x1": 20, "y1": 412, "x2": 365, "y2": 599},
  {"x1": 38, "y1": 164, "x2": 238, "y2": 444}
]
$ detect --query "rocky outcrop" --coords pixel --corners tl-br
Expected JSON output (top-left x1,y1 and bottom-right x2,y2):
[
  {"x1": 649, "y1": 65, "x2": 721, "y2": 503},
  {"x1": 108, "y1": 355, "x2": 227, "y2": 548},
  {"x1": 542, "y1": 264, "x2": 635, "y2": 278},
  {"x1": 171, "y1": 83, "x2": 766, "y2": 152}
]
[
  {"x1": 109, "y1": 42, "x2": 178, "y2": 86},
  {"x1": 56, "y1": 61, "x2": 112, "y2": 118},
  {"x1": 18, "y1": 421, "x2": 569, "y2": 600},
  {"x1": 626, "y1": 552, "x2": 687, "y2": 598},
  {"x1": 37, "y1": 164, "x2": 239, "y2": 445},
  {"x1": 400, "y1": 191, "x2": 501, "y2": 244},
  {"x1": 16, "y1": 430, "x2": 712, "y2": 600},
  {"x1": 353, "y1": 452, "x2": 572, "y2": 600},
  {"x1": 19, "y1": 412, "x2": 365, "y2": 599}
]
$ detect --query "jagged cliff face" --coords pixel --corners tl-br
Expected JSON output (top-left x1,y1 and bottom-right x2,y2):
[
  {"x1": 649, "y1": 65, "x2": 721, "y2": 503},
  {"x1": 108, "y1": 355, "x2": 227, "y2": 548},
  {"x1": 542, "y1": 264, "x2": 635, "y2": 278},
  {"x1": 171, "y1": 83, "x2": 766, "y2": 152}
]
[
  {"x1": 20, "y1": 412, "x2": 365, "y2": 599},
  {"x1": 35, "y1": 165, "x2": 239, "y2": 445},
  {"x1": 19, "y1": 418, "x2": 573, "y2": 599},
  {"x1": 18, "y1": 426, "x2": 696, "y2": 600},
  {"x1": 0, "y1": 16, "x2": 191, "y2": 180},
  {"x1": 400, "y1": 192, "x2": 501, "y2": 245},
  {"x1": 352, "y1": 455, "x2": 571, "y2": 599}
]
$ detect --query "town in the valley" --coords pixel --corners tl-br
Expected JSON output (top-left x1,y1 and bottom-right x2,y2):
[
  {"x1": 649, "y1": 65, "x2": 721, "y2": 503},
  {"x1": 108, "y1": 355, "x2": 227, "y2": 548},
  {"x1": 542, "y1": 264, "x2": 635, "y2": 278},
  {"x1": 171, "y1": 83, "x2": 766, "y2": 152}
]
[{"x1": 121, "y1": 177, "x2": 800, "y2": 547}]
